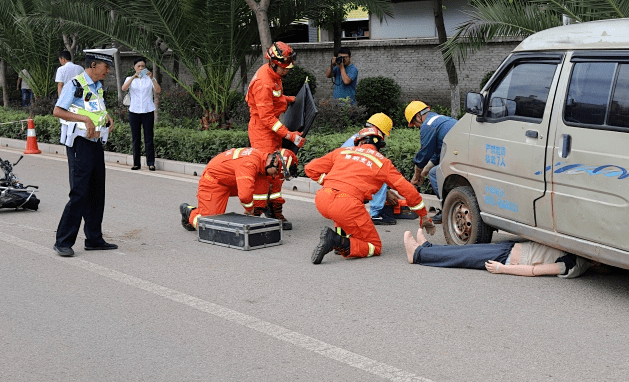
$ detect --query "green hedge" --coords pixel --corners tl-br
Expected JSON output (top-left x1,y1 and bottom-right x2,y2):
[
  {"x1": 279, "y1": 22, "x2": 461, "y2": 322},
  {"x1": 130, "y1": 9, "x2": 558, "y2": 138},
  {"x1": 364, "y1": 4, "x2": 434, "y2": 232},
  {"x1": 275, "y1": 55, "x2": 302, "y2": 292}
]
[{"x1": 0, "y1": 106, "x2": 431, "y2": 191}]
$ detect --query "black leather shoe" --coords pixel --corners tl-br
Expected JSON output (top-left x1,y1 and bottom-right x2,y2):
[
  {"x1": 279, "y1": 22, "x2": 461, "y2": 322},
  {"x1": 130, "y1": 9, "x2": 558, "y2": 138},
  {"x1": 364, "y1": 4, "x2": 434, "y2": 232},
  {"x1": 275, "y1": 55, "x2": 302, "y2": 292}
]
[
  {"x1": 84, "y1": 242, "x2": 118, "y2": 251},
  {"x1": 149, "y1": 166, "x2": 156, "y2": 171},
  {"x1": 372, "y1": 212, "x2": 396, "y2": 225},
  {"x1": 131, "y1": 166, "x2": 140, "y2": 170},
  {"x1": 53, "y1": 245, "x2": 74, "y2": 257}
]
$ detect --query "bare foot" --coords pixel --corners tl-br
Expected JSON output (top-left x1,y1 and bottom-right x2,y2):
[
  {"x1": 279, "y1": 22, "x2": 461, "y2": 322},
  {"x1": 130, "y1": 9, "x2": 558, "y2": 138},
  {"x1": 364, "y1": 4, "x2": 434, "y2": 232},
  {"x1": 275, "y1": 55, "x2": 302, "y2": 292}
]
[
  {"x1": 403, "y1": 231, "x2": 419, "y2": 263},
  {"x1": 416, "y1": 228, "x2": 427, "y2": 246}
]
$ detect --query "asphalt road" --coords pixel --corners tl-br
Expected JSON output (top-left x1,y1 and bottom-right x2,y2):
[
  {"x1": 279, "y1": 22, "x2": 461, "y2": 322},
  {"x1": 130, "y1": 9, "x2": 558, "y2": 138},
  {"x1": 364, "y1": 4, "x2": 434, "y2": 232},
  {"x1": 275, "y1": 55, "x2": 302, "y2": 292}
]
[{"x1": 1, "y1": 147, "x2": 629, "y2": 382}]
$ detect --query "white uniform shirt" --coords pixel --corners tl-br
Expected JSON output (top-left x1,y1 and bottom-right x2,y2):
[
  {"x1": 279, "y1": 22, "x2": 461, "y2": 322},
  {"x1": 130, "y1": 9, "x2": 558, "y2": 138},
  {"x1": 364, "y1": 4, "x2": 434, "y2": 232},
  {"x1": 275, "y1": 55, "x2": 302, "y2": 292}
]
[
  {"x1": 55, "y1": 62, "x2": 85, "y2": 86},
  {"x1": 125, "y1": 75, "x2": 156, "y2": 114}
]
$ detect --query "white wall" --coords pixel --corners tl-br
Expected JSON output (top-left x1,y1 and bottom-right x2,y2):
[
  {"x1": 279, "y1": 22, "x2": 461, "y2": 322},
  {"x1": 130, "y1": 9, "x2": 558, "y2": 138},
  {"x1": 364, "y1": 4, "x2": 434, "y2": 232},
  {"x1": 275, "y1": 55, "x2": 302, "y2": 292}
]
[{"x1": 370, "y1": 0, "x2": 472, "y2": 39}]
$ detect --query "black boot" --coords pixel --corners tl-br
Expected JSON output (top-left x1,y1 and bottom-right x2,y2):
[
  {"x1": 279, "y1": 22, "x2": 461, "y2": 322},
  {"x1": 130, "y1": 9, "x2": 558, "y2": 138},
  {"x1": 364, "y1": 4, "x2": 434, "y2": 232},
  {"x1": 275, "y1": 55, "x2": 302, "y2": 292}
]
[
  {"x1": 179, "y1": 203, "x2": 197, "y2": 231},
  {"x1": 432, "y1": 209, "x2": 442, "y2": 224},
  {"x1": 266, "y1": 202, "x2": 292, "y2": 230},
  {"x1": 312, "y1": 227, "x2": 350, "y2": 264},
  {"x1": 252, "y1": 207, "x2": 266, "y2": 217}
]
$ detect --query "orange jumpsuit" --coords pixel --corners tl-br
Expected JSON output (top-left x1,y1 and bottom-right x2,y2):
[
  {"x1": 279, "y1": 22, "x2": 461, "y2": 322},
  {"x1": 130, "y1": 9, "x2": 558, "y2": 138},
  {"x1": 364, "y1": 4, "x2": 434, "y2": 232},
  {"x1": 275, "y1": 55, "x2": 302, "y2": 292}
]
[
  {"x1": 246, "y1": 64, "x2": 295, "y2": 205},
  {"x1": 189, "y1": 148, "x2": 271, "y2": 228},
  {"x1": 305, "y1": 144, "x2": 428, "y2": 258}
]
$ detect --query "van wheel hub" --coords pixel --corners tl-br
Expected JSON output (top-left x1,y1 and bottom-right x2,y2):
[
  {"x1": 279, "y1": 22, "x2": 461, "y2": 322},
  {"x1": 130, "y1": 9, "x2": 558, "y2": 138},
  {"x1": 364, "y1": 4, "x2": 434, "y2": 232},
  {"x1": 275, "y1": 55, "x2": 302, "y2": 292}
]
[{"x1": 451, "y1": 202, "x2": 472, "y2": 242}]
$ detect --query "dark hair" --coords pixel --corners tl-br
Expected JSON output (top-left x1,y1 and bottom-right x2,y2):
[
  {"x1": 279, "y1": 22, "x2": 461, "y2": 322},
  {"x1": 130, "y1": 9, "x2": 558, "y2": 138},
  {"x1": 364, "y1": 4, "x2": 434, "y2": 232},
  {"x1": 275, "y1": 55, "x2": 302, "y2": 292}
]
[
  {"x1": 338, "y1": 47, "x2": 351, "y2": 56},
  {"x1": 59, "y1": 51, "x2": 72, "y2": 61},
  {"x1": 133, "y1": 57, "x2": 147, "y2": 66}
]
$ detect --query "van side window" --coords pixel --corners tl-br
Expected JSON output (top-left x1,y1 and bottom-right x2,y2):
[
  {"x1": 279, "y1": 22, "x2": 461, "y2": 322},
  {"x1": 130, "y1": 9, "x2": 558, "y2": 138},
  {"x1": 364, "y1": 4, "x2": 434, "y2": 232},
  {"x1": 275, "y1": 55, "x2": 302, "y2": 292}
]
[
  {"x1": 564, "y1": 62, "x2": 616, "y2": 125},
  {"x1": 609, "y1": 64, "x2": 629, "y2": 128},
  {"x1": 487, "y1": 63, "x2": 557, "y2": 121}
]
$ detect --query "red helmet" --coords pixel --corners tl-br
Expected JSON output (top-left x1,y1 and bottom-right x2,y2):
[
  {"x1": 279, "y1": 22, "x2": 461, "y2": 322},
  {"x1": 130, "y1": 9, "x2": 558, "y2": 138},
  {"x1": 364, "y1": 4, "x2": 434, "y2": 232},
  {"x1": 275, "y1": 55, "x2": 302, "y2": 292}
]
[
  {"x1": 266, "y1": 42, "x2": 296, "y2": 68},
  {"x1": 279, "y1": 148, "x2": 299, "y2": 179},
  {"x1": 354, "y1": 127, "x2": 386, "y2": 150}
]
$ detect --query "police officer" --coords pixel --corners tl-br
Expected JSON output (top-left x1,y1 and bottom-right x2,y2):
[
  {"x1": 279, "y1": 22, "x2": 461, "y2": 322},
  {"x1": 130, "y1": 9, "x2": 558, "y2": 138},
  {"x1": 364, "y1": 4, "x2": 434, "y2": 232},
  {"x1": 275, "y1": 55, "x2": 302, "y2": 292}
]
[
  {"x1": 406, "y1": 100, "x2": 457, "y2": 224},
  {"x1": 52, "y1": 48, "x2": 117, "y2": 257}
]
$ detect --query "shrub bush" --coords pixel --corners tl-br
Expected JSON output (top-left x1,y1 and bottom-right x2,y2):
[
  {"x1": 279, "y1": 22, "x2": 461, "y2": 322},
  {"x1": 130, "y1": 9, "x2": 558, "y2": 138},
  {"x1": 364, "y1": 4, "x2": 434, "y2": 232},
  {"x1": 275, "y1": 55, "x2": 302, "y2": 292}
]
[
  {"x1": 159, "y1": 86, "x2": 204, "y2": 125},
  {"x1": 355, "y1": 76, "x2": 401, "y2": 117},
  {"x1": 282, "y1": 65, "x2": 317, "y2": 97},
  {"x1": 480, "y1": 71, "x2": 495, "y2": 90},
  {"x1": 310, "y1": 97, "x2": 368, "y2": 135}
]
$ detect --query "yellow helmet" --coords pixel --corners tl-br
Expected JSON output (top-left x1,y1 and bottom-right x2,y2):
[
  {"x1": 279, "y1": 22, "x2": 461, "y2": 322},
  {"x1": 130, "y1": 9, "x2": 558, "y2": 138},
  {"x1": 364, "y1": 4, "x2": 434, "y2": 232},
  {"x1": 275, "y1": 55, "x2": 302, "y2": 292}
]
[
  {"x1": 366, "y1": 113, "x2": 393, "y2": 136},
  {"x1": 405, "y1": 101, "x2": 429, "y2": 127}
]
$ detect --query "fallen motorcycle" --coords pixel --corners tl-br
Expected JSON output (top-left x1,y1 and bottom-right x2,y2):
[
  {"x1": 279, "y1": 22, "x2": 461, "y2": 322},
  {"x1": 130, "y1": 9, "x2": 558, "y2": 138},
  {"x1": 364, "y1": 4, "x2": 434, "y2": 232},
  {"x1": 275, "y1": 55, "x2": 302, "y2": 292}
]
[{"x1": 0, "y1": 155, "x2": 40, "y2": 211}]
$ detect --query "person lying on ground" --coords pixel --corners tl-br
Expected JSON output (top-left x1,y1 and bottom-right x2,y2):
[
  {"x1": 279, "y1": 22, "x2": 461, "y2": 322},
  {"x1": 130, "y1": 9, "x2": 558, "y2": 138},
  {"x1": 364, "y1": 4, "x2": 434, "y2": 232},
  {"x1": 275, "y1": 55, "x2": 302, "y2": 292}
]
[{"x1": 403, "y1": 228, "x2": 592, "y2": 278}]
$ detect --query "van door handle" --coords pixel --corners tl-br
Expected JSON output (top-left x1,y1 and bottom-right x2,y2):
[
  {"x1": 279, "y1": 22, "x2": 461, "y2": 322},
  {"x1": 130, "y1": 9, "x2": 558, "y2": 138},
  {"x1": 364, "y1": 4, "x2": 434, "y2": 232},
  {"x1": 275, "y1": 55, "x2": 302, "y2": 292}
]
[
  {"x1": 559, "y1": 134, "x2": 572, "y2": 158},
  {"x1": 525, "y1": 130, "x2": 538, "y2": 138}
]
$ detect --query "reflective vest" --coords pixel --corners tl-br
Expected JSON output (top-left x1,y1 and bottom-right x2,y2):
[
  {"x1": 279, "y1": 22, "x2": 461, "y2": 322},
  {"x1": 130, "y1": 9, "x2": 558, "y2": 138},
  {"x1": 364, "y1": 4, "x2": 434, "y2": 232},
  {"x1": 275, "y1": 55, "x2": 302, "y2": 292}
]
[{"x1": 60, "y1": 73, "x2": 110, "y2": 147}]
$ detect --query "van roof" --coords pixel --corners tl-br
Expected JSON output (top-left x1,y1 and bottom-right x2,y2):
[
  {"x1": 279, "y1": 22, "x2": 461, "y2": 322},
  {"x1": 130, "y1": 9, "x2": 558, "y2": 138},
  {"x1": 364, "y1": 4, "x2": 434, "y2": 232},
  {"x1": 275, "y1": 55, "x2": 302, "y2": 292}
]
[{"x1": 514, "y1": 18, "x2": 629, "y2": 52}]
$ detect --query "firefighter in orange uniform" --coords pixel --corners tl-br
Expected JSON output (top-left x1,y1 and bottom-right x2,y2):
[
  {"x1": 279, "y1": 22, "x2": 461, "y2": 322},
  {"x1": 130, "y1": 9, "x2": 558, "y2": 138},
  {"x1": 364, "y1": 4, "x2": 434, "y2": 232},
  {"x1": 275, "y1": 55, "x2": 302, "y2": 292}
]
[
  {"x1": 305, "y1": 117, "x2": 437, "y2": 264},
  {"x1": 246, "y1": 41, "x2": 305, "y2": 230},
  {"x1": 179, "y1": 148, "x2": 287, "y2": 231}
]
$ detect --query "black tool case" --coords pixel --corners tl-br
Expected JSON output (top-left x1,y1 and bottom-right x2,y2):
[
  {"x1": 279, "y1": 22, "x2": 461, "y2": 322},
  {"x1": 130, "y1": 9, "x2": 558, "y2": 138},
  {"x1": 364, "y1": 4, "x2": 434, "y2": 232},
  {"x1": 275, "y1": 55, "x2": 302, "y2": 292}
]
[{"x1": 197, "y1": 212, "x2": 282, "y2": 250}]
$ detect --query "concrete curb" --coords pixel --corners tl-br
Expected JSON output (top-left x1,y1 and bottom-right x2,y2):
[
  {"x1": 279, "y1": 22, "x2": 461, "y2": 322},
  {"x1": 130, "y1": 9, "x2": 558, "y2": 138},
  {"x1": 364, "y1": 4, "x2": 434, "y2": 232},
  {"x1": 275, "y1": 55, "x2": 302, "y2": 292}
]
[{"x1": 0, "y1": 136, "x2": 441, "y2": 211}]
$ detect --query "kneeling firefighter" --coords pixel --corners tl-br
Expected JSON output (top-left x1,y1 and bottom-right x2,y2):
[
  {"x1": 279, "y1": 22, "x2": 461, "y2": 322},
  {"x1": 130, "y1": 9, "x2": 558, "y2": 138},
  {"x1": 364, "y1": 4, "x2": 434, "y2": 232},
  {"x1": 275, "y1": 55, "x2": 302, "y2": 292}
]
[
  {"x1": 179, "y1": 148, "x2": 296, "y2": 231},
  {"x1": 305, "y1": 119, "x2": 436, "y2": 264}
]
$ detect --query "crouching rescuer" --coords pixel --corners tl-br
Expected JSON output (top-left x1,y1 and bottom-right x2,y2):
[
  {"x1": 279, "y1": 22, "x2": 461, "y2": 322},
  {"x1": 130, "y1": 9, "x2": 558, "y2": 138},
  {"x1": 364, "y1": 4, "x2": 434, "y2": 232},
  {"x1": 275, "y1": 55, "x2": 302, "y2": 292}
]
[
  {"x1": 179, "y1": 148, "x2": 297, "y2": 231},
  {"x1": 305, "y1": 118, "x2": 437, "y2": 264}
]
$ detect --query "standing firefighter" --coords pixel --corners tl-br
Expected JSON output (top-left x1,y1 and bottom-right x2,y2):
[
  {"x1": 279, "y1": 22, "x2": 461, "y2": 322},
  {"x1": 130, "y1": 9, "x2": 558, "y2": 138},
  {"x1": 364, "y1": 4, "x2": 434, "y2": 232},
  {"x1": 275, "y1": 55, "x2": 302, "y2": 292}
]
[
  {"x1": 305, "y1": 118, "x2": 437, "y2": 264},
  {"x1": 246, "y1": 42, "x2": 304, "y2": 230},
  {"x1": 179, "y1": 148, "x2": 297, "y2": 231}
]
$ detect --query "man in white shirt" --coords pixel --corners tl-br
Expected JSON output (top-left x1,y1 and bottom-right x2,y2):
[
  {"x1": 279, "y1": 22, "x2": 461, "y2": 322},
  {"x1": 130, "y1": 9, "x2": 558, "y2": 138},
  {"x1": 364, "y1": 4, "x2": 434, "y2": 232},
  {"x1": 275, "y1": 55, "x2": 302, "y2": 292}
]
[{"x1": 55, "y1": 51, "x2": 84, "y2": 97}]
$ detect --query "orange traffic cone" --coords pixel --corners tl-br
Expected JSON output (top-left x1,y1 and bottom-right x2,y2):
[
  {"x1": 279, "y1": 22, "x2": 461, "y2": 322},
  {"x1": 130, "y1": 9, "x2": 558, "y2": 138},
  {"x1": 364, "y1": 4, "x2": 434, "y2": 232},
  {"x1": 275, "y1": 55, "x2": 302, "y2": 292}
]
[{"x1": 24, "y1": 118, "x2": 41, "y2": 154}]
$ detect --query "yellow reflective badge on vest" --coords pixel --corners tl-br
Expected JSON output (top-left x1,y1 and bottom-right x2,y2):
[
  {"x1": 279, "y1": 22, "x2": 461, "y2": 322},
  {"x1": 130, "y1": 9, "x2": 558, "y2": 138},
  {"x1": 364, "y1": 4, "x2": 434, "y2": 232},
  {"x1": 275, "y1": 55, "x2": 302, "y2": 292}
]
[{"x1": 273, "y1": 90, "x2": 282, "y2": 97}]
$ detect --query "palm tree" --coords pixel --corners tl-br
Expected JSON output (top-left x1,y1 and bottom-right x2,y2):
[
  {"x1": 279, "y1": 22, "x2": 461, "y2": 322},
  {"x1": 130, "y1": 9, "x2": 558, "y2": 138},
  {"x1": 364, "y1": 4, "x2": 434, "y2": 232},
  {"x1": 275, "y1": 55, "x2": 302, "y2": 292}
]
[
  {"x1": 0, "y1": 0, "x2": 64, "y2": 99},
  {"x1": 40, "y1": 0, "x2": 262, "y2": 125},
  {"x1": 442, "y1": 0, "x2": 629, "y2": 65}
]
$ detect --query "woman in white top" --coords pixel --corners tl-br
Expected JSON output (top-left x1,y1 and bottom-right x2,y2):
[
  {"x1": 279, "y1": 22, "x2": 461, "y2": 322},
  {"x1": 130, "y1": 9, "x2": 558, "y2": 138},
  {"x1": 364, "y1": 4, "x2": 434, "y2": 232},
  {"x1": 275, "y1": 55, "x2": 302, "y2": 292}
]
[
  {"x1": 121, "y1": 58, "x2": 162, "y2": 171},
  {"x1": 403, "y1": 228, "x2": 592, "y2": 278}
]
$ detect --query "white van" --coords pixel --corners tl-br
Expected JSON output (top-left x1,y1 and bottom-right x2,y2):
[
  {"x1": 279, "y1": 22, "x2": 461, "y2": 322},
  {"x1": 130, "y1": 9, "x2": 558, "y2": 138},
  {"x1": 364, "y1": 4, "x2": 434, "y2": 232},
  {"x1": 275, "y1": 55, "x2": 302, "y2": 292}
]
[{"x1": 437, "y1": 18, "x2": 629, "y2": 269}]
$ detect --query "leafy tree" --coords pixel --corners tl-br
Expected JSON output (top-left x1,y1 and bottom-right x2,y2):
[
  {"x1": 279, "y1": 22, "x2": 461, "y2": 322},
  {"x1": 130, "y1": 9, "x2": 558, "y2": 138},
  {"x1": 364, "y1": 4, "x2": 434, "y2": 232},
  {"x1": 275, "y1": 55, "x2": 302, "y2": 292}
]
[
  {"x1": 39, "y1": 0, "x2": 261, "y2": 126},
  {"x1": 442, "y1": 0, "x2": 629, "y2": 65},
  {"x1": 0, "y1": 0, "x2": 64, "y2": 99},
  {"x1": 434, "y1": 0, "x2": 459, "y2": 118}
]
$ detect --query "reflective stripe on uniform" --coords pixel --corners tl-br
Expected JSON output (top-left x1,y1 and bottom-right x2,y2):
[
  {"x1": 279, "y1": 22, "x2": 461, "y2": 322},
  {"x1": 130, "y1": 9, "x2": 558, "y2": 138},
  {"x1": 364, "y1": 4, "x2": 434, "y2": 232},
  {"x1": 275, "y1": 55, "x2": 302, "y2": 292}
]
[
  {"x1": 317, "y1": 173, "x2": 326, "y2": 184},
  {"x1": 271, "y1": 121, "x2": 283, "y2": 132},
  {"x1": 241, "y1": 200, "x2": 254, "y2": 208},
  {"x1": 339, "y1": 150, "x2": 383, "y2": 168},
  {"x1": 367, "y1": 243, "x2": 375, "y2": 257},
  {"x1": 252, "y1": 194, "x2": 268, "y2": 200},
  {"x1": 268, "y1": 192, "x2": 281, "y2": 200},
  {"x1": 409, "y1": 201, "x2": 425, "y2": 211},
  {"x1": 427, "y1": 115, "x2": 439, "y2": 126},
  {"x1": 232, "y1": 148, "x2": 244, "y2": 159},
  {"x1": 192, "y1": 214, "x2": 200, "y2": 229}
]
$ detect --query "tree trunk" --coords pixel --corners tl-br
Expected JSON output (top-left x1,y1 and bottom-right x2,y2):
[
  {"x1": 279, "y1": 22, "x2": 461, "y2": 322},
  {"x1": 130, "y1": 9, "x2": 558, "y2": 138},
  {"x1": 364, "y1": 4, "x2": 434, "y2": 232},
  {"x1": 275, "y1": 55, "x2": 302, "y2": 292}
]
[
  {"x1": 434, "y1": 0, "x2": 460, "y2": 118},
  {"x1": 62, "y1": 33, "x2": 77, "y2": 61},
  {"x1": 0, "y1": 59, "x2": 7, "y2": 107},
  {"x1": 173, "y1": 54, "x2": 179, "y2": 85},
  {"x1": 245, "y1": 0, "x2": 272, "y2": 59}
]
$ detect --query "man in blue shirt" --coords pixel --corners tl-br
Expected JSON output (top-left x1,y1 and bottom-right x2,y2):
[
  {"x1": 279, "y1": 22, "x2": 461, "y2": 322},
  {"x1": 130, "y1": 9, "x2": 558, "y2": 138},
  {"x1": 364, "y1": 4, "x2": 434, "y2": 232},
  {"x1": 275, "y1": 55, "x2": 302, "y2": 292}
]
[
  {"x1": 325, "y1": 47, "x2": 358, "y2": 103},
  {"x1": 406, "y1": 101, "x2": 457, "y2": 224}
]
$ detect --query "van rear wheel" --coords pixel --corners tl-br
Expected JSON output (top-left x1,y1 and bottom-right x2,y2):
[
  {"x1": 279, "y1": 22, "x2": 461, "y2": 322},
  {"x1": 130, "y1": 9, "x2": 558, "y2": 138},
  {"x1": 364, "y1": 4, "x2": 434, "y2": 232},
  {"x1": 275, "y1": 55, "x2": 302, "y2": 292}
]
[{"x1": 443, "y1": 186, "x2": 493, "y2": 245}]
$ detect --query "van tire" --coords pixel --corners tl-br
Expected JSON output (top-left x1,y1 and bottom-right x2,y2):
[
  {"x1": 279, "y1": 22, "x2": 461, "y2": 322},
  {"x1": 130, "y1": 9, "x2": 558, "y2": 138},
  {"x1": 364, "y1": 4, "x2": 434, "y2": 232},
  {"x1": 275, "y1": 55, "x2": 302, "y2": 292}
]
[{"x1": 442, "y1": 186, "x2": 493, "y2": 245}]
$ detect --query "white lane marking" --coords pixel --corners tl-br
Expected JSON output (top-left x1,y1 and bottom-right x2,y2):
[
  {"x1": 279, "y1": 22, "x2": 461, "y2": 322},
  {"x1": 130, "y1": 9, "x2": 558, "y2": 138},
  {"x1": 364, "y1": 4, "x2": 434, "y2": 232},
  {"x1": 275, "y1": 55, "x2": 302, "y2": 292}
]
[{"x1": 1, "y1": 231, "x2": 433, "y2": 382}]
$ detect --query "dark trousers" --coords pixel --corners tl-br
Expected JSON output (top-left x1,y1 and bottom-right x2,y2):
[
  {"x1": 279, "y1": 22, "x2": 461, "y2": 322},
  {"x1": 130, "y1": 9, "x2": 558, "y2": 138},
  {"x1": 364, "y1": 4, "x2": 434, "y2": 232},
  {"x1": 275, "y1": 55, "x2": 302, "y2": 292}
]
[
  {"x1": 129, "y1": 111, "x2": 155, "y2": 167},
  {"x1": 413, "y1": 241, "x2": 515, "y2": 269},
  {"x1": 55, "y1": 137, "x2": 106, "y2": 248},
  {"x1": 21, "y1": 89, "x2": 33, "y2": 107}
]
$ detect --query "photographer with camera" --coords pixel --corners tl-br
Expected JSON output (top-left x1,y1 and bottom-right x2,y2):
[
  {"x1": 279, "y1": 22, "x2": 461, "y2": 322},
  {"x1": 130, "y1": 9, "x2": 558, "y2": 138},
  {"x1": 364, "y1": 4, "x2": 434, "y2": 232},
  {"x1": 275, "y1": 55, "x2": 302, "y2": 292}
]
[{"x1": 325, "y1": 47, "x2": 358, "y2": 103}]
